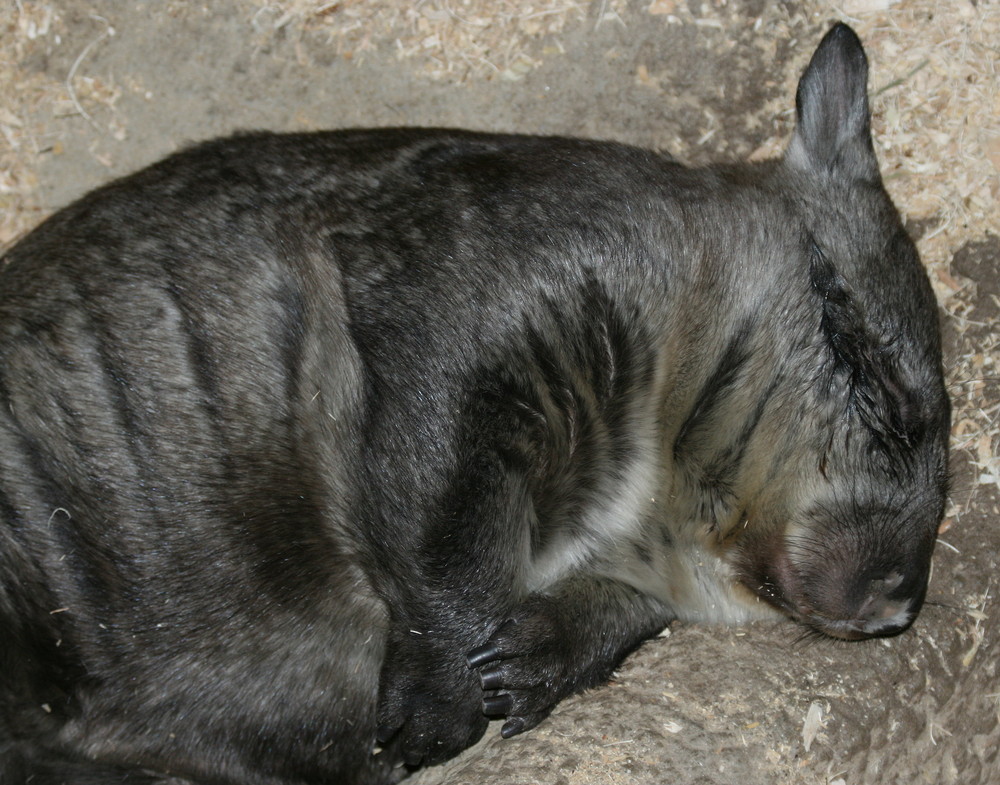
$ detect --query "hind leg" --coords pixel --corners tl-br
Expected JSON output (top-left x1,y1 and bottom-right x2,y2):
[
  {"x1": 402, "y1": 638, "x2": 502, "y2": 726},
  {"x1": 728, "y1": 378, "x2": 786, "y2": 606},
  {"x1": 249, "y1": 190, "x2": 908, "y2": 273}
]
[{"x1": 30, "y1": 566, "x2": 396, "y2": 785}]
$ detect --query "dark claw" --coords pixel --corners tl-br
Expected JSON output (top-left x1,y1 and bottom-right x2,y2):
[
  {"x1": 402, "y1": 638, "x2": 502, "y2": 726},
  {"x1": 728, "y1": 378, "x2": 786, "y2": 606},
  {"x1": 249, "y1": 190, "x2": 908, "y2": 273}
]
[
  {"x1": 466, "y1": 642, "x2": 501, "y2": 668},
  {"x1": 500, "y1": 718, "x2": 524, "y2": 739},
  {"x1": 482, "y1": 693, "x2": 512, "y2": 717},
  {"x1": 478, "y1": 665, "x2": 503, "y2": 690}
]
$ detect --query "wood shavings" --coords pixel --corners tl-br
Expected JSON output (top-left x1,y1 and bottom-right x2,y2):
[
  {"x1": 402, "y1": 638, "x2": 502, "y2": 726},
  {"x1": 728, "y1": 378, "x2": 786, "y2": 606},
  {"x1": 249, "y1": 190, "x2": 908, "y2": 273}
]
[
  {"x1": 1, "y1": 4, "x2": 129, "y2": 247},
  {"x1": 842, "y1": 0, "x2": 898, "y2": 13},
  {"x1": 801, "y1": 700, "x2": 828, "y2": 753},
  {"x1": 647, "y1": 0, "x2": 678, "y2": 14},
  {"x1": 252, "y1": 0, "x2": 627, "y2": 80},
  {"x1": 0, "y1": 2, "x2": 65, "y2": 246},
  {"x1": 961, "y1": 582, "x2": 990, "y2": 668},
  {"x1": 64, "y1": 15, "x2": 116, "y2": 134},
  {"x1": 852, "y1": 0, "x2": 1000, "y2": 274}
]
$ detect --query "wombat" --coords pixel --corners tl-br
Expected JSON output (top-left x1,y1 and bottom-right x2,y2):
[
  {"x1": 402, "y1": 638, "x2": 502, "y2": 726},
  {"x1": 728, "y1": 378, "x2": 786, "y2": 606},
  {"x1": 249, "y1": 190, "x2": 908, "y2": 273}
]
[{"x1": 0, "y1": 23, "x2": 949, "y2": 785}]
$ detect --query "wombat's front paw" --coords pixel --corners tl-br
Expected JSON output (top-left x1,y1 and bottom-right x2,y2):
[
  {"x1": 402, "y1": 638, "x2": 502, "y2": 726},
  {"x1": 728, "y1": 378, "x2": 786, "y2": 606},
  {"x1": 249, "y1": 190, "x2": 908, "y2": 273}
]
[
  {"x1": 377, "y1": 633, "x2": 489, "y2": 769},
  {"x1": 465, "y1": 602, "x2": 578, "y2": 739}
]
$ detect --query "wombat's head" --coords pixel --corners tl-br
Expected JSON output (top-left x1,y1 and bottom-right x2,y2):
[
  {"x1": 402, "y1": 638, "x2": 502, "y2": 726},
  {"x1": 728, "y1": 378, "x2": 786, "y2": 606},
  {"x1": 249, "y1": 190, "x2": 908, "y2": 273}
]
[{"x1": 734, "y1": 24, "x2": 950, "y2": 640}]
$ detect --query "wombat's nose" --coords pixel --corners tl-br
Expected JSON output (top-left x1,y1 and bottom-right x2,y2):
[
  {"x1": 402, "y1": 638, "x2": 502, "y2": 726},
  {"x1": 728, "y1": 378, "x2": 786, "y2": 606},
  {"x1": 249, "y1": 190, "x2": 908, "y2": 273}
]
[{"x1": 848, "y1": 571, "x2": 915, "y2": 638}]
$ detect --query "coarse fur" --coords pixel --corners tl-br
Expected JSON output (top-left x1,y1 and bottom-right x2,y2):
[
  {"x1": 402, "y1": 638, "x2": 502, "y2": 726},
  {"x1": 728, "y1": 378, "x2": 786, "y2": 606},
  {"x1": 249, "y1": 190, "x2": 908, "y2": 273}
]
[{"x1": 0, "y1": 25, "x2": 949, "y2": 784}]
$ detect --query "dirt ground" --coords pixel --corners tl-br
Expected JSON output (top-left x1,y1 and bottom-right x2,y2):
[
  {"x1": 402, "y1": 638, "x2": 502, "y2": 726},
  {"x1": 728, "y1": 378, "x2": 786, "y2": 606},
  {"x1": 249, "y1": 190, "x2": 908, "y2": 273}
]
[{"x1": 2, "y1": 1, "x2": 999, "y2": 784}]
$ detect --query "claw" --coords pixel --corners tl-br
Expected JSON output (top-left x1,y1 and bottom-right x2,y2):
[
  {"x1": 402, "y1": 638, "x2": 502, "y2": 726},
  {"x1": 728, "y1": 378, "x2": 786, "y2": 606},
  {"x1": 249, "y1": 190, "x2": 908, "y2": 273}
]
[
  {"x1": 478, "y1": 665, "x2": 503, "y2": 690},
  {"x1": 482, "y1": 693, "x2": 512, "y2": 717},
  {"x1": 466, "y1": 642, "x2": 501, "y2": 668},
  {"x1": 500, "y1": 718, "x2": 525, "y2": 738}
]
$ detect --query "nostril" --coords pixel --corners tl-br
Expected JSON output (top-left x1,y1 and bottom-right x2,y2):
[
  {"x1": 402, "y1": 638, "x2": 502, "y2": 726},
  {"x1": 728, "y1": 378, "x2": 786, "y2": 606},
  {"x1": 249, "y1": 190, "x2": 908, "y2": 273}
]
[
  {"x1": 858, "y1": 592, "x2": 907, "y2": 622},
  {"x1": 854, "y1": 574, "x2": 915, "y2": 636},
  {"x1": 881, "y1": 571, "x2": 904, "y2": 594},
  {"x1": 864, "y1": 571, "x2": 904, "y2": 602}
]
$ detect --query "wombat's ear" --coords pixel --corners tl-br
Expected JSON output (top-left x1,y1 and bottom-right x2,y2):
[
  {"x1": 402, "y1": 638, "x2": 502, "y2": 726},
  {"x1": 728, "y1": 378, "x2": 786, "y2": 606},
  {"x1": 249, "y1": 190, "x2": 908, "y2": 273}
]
[
  {"x1": 785, "y1": 24, "x2": 880, "y2": 183},
  {"x1": 810, "y1": 247, "x2": 921, "y2": 449}
]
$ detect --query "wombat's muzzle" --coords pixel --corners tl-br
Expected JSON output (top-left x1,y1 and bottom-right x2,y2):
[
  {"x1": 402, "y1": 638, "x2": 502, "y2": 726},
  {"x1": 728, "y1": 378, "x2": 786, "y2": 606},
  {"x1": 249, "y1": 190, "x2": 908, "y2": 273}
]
[
  {"x1": 736, "y1": 525, "x2": 932, "y2": 641},
  {"x1": 806, "y1": 569, "x2": 922, "y2": 640}
]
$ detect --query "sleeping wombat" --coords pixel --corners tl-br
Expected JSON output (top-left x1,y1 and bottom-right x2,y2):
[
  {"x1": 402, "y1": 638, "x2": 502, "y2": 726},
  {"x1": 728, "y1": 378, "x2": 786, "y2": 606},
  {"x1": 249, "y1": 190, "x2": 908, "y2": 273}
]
[{"x1": 0, "y1": 23, "x2": 949, "y2": 785}]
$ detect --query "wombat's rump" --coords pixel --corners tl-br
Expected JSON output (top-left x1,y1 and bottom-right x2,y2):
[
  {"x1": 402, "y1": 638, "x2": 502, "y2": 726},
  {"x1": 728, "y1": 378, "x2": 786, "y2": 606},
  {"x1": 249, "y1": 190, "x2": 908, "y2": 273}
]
[{"x1": 0, "y1": 23, "x2": 948, "y2": 785}]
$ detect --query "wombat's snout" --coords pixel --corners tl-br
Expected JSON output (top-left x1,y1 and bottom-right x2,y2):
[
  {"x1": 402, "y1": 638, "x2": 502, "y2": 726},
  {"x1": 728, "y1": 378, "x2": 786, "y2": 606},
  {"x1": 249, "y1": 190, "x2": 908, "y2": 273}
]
[{"x1": 738, "y1": 523, "x2": 933, "y2": 641}]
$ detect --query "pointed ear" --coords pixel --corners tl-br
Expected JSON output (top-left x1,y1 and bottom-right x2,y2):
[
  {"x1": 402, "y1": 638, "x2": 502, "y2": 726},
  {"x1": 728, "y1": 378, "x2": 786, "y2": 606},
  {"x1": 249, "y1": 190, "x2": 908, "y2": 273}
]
[{"x1": 785, "y1": 24, "x2": 880, "y2": 182}]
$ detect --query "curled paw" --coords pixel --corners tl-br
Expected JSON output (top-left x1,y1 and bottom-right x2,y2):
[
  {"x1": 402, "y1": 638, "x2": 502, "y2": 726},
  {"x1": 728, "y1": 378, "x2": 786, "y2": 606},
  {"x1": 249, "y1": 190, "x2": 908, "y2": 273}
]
[{"x1": 465, "y1": 610, "x2": 573, "y2": 738}]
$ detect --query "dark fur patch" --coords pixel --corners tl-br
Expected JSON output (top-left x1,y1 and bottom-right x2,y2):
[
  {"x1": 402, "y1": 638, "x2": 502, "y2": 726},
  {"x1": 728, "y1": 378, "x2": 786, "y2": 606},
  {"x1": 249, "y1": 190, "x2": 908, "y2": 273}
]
[
  {"x1": 673, "y1": 320, "x2": 753, "y2": 460},
  {"x1": 810, "y1": 244, "x2": 923, "y2": 454}
]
